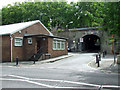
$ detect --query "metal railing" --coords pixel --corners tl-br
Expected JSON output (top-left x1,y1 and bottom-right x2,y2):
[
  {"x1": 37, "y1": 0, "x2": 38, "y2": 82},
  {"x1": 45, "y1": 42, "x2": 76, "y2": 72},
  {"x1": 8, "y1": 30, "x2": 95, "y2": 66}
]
[{"x1": 29, "y1": 46, "x2": 48, "y2": 63}]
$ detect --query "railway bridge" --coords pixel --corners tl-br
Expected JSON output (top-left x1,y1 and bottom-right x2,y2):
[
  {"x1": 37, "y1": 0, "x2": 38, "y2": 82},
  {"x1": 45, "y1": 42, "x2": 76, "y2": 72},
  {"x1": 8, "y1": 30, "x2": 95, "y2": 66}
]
[{"x1": 68, "y1": 26, "x2": 102, "y2": 52}]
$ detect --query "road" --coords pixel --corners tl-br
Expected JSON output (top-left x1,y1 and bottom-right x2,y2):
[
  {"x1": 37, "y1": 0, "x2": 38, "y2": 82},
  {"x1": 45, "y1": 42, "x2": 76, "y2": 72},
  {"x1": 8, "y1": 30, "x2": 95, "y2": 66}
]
[{"x1": 0, "y1": 53, "x2": 119, "y2": 89}]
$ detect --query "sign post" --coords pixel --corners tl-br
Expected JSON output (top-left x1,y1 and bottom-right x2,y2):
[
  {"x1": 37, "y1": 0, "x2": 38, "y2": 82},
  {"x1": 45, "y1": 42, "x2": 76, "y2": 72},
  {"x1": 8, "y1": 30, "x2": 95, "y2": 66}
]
[{"x1": 80, "y1": 38, "x2": 83, "y2": 51}]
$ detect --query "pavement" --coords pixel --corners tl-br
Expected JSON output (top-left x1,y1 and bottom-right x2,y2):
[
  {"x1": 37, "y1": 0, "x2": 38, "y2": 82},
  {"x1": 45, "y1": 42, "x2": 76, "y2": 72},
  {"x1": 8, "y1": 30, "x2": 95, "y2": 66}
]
[
  {"x1": 0, "y1": 53, "x2": 75, "y2": 67},
  {"x1": 88, "y1": 54, "x2": 120, "y2": 74}
]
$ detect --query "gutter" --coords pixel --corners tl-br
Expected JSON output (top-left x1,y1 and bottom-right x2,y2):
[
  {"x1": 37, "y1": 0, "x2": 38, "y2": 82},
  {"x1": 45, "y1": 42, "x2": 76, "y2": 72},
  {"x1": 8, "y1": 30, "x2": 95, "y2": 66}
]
[{"x1": 10, "y1": 35, "x2": 13, "y2": 62}]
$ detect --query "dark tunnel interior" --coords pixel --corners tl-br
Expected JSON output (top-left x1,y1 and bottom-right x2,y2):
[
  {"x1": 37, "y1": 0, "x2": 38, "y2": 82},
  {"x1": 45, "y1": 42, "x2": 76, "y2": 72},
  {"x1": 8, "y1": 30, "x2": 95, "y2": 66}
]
[{"x1": 82, "y1": 35, "x2": 100, "y2": 52}]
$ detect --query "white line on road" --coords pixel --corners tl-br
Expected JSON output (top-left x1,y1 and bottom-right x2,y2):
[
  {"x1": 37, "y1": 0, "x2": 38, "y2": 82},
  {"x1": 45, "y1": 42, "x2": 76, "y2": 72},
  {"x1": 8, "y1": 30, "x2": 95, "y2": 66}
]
[
  {"x1": 102, "y1": 85, "x2": 120, "y2": 88},
  {"x1": 25, "y1": 80, "x2": 55, "y2": 88},
  {"x1": 0, "y1": 77, "x2": 55, "y2": 88},
  {"x1": 9, "y1": 75, "x2": 29, "y2": 80},
  {"x1": 0, "y1": 78, "x2": 90, "y2": 89},
  {"x1": 5, "y1": 74, "x2": 120, "y2": 88},
  {"x1": 8, "y1": 75, "x2": 56, "y2": 88}
]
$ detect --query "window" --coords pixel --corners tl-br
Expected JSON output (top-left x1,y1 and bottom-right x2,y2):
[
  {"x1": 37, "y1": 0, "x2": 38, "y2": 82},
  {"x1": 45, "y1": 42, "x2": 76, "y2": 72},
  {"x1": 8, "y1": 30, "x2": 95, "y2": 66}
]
[
  {"x1": 61, "y1": 41, "x2": 65, "y2": 50},
  {"x1": 53, "y1": 38, "x2": 65, "y2": 50},
  {"x1": 14, "y1": 37, "x2": 23, "y2": 46},
  {"x1": 53, "y1": 40, "x2": 57, "y2": 49},
  {"x1": 57, "y1": 40, "x2": 61, "y2": 49},
  {"x1": 28, "y1": 38, "x2": 32, "y2": 44}
]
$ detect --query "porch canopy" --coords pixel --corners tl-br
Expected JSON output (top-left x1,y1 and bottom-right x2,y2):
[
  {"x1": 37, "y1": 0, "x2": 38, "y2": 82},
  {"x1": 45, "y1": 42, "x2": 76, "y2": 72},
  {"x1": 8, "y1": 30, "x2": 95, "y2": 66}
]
[{"x1": 24, "y1": 34, "x2": 68, "y2": 40}]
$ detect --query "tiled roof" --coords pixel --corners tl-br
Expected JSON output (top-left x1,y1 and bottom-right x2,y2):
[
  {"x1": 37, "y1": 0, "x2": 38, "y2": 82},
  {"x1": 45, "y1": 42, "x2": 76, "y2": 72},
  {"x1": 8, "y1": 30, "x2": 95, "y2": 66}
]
[{"x1": 0, "y1": 20, "x2": 53, "y2": 36}]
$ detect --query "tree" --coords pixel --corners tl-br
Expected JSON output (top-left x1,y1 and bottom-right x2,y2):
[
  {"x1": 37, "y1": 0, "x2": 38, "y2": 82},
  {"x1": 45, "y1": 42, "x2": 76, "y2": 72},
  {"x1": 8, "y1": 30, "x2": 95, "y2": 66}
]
[
  {"x1": 1, "y1": 2, "x2": 104, "y2": 30},
  {"x1": 102, "y1": 2, "x2": 120, "y2": 37}
]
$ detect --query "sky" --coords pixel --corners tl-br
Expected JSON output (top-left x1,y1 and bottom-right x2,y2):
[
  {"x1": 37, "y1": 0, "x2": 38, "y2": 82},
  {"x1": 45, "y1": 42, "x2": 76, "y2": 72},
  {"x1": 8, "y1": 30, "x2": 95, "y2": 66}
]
[
  {"x1": 0, "y1": 0, "x2": 26, "y2": 9},
  {"x1": 0, "y1": 0, "x2": 78, "y2": 9}
]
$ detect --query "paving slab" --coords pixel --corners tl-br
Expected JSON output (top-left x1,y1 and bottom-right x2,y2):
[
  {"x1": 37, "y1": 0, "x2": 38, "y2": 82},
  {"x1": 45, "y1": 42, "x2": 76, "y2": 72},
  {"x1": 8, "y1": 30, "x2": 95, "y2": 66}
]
[
  {"x1": 0, "y1": 53, "x2": 76, "y2": 67},
  {"x1": 88, "y1": 54, "x2": 120, "y2": 74}
]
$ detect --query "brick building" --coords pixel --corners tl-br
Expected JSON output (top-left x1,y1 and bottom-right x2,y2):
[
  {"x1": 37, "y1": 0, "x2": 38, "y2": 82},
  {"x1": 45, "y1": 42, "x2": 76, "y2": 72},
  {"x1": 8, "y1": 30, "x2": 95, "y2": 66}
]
[{"x1": 0, "y1": 20, "x2": 67, "y2": 62}]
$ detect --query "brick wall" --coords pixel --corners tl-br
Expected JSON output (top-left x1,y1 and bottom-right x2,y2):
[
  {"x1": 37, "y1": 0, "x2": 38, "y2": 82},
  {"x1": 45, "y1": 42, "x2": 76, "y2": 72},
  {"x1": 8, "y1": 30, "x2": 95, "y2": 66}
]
[
  {"x1": 0, "y1": 36, "x2": 2, "y2": 62},
  {"x1": 2, "y1": 35, "x2": 11, "y2": 62},
  {"x1": 47, "y1": 37, "x2": 67, "y2": 58},
  {"x1": 2, "y1": 22, "x2": 68, "y2": 62},
  {"x1": 9, "y1": 22, "x2": 50, "y2": 61},
  {"x1": 23, "y1": 37, "x2": 37, "y2": 60}
]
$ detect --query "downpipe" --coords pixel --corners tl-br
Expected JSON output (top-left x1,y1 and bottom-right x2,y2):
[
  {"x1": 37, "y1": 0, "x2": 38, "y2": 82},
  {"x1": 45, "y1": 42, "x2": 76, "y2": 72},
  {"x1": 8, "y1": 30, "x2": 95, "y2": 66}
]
[{"x1": 10, "y1": 35, "x2": 13, "y2": 62}]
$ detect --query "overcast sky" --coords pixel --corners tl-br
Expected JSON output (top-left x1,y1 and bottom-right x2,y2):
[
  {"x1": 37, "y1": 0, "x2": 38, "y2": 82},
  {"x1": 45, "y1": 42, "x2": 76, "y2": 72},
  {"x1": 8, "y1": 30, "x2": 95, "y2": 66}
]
[
  {"x1": 0, "y1": 0, "x2": 26, "y2": 9},
  {"x1": 0, "y1": 0, "x2": 78, "y2": 9}
]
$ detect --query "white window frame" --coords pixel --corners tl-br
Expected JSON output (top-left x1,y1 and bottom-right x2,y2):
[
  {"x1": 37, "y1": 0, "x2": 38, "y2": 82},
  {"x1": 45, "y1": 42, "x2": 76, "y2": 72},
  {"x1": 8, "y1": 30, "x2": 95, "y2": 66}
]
[
  {"x1": 14, "y1": 37, "x2": 23, "y2": 46},
  {"x1": 53, "y1": 38, "x2": 65, "y2": 50},
  {"x1": 53, "y1": 40, "x2": 57, "y2": 50},
  {"x1": 61, "y1": 41, "x2": 65, "y2": 50},
  {"x1": 28, "y1": 38, "x2": 32, "y2": 44}
]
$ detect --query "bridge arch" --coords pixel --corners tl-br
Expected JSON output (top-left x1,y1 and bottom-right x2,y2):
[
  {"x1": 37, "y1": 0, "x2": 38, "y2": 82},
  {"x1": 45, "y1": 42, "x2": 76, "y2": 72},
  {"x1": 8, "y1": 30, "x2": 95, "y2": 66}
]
[{"x1": 82, "y1": 34, "x2": 100, "y2": 52}]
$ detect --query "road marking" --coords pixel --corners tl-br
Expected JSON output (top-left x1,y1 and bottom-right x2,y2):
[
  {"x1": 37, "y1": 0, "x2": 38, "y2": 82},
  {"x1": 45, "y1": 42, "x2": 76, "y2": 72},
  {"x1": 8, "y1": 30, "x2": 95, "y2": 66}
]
[
  {"x1": 1, "y1": 77, "x2": 120, "y2": 89},
  {"x1": 3, "y1": 74, "x2": 119, "y2": 88},
  {"x1": 25, "y1": 80, "x2": 55, "y2": 88},
  {"x1": 9, "y1": 75, "x2": 29, "y2": 80},
  {"x1": 0, "y1": 77, "x2": 55, "y2": 88},
  {"x1": 0, "y1": 78, "x2": 92, "y2": 89},
  {"x1": 102, "y1": 85, "x2": 120, "y2": 88},
  {"x1": 0, "y1": 78, "x2": 27, "y2": 81}
]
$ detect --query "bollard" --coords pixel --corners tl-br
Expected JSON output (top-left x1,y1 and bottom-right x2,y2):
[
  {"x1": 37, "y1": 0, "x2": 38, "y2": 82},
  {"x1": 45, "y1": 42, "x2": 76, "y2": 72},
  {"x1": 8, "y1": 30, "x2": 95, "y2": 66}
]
[
  {"x1": 33, "y1": 54, "x2": 36, "y2": 64},
  {"x1": 96, "y1": 54, "x2": 100, "y2": 67},
  {"x1": 16, "y1": 57, "x2": 19, "y2": 66},
  {"x1": 97, "y1": 59, "x2": 100, "y2": 67},
  {"x1": 99, "y1": 53, "x2": 101, "y2": 61},
  {"x1": 96, "y1": 55, "x2": 98, "y2": 63}
]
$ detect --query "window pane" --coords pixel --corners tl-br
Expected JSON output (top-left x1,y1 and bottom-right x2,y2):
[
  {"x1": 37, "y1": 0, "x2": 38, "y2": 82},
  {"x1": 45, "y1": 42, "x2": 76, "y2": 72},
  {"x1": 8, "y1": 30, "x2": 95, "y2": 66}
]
[
  {"x1": 15, "y1": 38, "x2": 22, "y2": 46},
  {"x1": 53, "y1": 40, "x2": 57, "y2": 49},
  {"x1": 53, "y1": 39, "x2": 65, "y2": 50},
  {"x1": 57, "y1": 41, "x2": 60, "y2": 49},
  {"x1": 61, "y1": 41, "x2": 65, "y2": 49},
  {"x1": 15, "y1": 39, "x2": 20, "y2": 42}
]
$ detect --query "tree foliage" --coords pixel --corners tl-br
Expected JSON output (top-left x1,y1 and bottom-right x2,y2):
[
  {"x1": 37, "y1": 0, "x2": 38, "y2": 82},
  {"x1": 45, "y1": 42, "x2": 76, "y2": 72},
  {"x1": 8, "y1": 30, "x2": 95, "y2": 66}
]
[
  {"x1": 102, "y1": 2, "x2": 120, "y2": 37},
  {"x1": 2, "y1": 2, "x2": 102, "y2": 29},
  {"x1": 1, "y1": 1, "x2": 120, "y2": 37}
]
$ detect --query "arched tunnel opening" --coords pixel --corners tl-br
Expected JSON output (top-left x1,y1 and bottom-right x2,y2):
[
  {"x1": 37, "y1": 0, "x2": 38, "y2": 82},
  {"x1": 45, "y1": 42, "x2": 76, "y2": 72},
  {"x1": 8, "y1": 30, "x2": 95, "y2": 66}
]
[{"x1": 82, "y1": 34, "x2": 100, "y2": 52}]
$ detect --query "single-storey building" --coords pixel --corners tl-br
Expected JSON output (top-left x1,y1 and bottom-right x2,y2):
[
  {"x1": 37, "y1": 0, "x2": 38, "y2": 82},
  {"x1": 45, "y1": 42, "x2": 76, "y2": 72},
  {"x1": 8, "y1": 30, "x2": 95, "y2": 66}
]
[{"x1": 0, "y1": 20, "x2": 68, "y2": 62}]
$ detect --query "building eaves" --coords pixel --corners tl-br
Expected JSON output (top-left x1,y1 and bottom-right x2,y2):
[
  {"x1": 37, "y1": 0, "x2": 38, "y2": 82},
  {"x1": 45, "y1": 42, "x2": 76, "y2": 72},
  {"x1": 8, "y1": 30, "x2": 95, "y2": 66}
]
[{"x1": 24, "y1": 34, "x2": 68, "y2": 40}]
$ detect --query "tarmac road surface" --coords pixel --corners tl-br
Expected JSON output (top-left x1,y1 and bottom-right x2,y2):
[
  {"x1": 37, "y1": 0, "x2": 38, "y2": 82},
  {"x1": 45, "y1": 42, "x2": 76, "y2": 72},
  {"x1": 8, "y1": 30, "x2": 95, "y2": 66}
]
[{"x1": 0, "y1": 53, "x2": 120, "y2": 89}]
